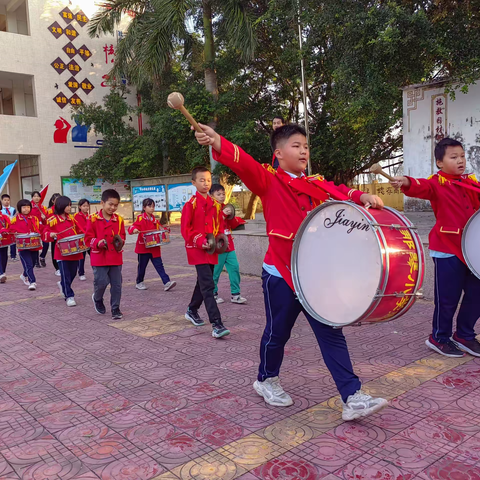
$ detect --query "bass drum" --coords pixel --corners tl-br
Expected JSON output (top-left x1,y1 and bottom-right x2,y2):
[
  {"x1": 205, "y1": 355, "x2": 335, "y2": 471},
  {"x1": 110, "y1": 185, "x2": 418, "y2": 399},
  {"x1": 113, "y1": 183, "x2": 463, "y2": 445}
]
[
  {"x1": 462, "y1": 209, "x2": 480, "y2": 279},
  {"x1": 291, "y1": 201, "x2": 425, "y2": 327}
]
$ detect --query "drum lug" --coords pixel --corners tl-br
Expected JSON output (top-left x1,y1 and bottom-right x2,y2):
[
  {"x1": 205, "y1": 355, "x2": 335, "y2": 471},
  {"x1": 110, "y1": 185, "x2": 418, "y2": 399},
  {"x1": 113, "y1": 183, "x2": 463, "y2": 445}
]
[{"x1": 416, "y1": 290, "x2": 424, "y2": 299}]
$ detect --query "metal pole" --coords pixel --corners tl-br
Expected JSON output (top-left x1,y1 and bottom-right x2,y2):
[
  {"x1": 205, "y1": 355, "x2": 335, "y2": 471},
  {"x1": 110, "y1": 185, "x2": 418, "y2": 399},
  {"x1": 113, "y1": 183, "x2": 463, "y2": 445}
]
[{"x1": 297, "y1": 0, "x2": 311, "y2": 175}]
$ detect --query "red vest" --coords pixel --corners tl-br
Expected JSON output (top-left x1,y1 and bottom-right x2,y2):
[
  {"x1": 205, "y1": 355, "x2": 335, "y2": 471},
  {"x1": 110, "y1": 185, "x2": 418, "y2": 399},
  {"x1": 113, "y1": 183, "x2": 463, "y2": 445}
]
[{"x1": 128, "y1": 213, "x2": 163, "y2": 258}]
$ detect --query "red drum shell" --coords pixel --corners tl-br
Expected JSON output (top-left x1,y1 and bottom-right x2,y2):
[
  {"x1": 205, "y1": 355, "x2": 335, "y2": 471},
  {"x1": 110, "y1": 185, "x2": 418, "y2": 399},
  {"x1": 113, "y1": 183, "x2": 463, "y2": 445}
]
[
  {"x1": 57, "y1": 234, "x2": 89, "y2": 256},
  {"x1": 16, "y1": 233, "x2": 42, "y2": 250},
  {"x1": 0, "y1": 233, "x2": 15, "y2": 248},
  {"x1": 144, "y1": 229, "x2": 170, "y2": 248}
]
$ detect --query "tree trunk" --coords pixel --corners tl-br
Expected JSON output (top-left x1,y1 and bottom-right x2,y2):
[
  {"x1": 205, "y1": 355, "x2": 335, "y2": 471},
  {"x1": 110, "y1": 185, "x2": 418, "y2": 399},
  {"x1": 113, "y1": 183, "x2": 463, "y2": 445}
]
[
  {"x1": 202, "y1": 0, "x2": 218, "y2": 100},
  {"x1": 244, "y1": 193, "x2": 259, "y2": 220},
  {"x1": 219, "y1": 174, "x2": 234, "y2": 203}
]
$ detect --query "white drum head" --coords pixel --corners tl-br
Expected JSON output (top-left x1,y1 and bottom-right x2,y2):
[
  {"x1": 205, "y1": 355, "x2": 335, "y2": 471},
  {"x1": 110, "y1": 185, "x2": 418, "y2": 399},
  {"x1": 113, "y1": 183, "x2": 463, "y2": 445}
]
[
  {"x1": 292, "y1": 202, "x2": 382, "y2": 326},
  {"x1": 463, "y1": 211, "x2": 480, "y2": 279}
]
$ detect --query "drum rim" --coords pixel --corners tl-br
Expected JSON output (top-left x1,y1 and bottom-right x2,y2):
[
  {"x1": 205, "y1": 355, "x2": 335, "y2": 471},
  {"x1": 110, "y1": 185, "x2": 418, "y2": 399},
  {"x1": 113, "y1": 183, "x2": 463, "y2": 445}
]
[
  {"x1": 462, "y1": 209, "x2": 480, "y2": 280},
  {"x1": 291, "y1": 200, "x2": 385, "y2": 327},
  {"x1": 16, "y1": 233, "x2": 41, "y2": 238},
  {"x1": 58, "y1": 234, "x2": 85, "y2": 242},
  {"x1": 144, "y1": 230, "x2": 165, "y2": 236}
]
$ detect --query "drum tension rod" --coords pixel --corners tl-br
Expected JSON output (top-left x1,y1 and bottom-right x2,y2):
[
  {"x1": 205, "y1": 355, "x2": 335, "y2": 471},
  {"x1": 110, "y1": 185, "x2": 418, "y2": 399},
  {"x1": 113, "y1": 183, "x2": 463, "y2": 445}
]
[{"x1": 374, "y1": 292, "x2": 417, "y2": 298}]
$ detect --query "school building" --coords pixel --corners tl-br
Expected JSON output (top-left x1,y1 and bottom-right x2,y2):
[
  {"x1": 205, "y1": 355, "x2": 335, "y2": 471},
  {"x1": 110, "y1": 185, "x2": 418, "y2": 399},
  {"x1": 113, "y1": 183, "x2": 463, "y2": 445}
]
[{"x1": 0, "y1": 0, "x2": 137, "y2": 207}]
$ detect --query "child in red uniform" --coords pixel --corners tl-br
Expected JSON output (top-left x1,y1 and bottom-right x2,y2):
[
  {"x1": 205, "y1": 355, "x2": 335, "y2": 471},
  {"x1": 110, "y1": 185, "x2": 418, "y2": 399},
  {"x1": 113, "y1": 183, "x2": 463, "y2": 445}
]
[
  {"x1": 39, "y1": 193, "x2": 61, "y2": 272},
  {"x1": 9, "y1": 199, "x2": 42, "y2": 290},
  {"x1": 85, "y1": 189, "x2": 126, "y2": 320},
  {"x1": 181, "y1": 167, "x2": 230, "y2": 338},
  {"x1": 42, "y1": 196, "x2": 84, "y2": 307},
  {"x1": 74, "y1": 198, "x2": 90, "y2": 281},
  {"x1": 30, "y1": 191, "x2": 47, "y2": 269},
  {"x1": 391, "y1": 138, "x2": 480, "y2": 358},
  {"x1": 0, "y1": 211, "x2": 11, "y2": 283},
  {"x1": 194, "y1": 123, "x2": 388, "y2": 420},
  {"x1": 128, "y1": 198, "x2": 176, "y2": 292},
  {"x1": 210, "y1": 184, "x2": 247, "y2": 304}
]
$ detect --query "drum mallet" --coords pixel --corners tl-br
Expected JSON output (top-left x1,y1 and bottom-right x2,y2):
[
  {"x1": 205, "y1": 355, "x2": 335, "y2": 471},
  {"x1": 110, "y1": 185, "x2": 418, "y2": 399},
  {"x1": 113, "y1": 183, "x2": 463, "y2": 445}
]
[
  {"x1": 167, "y1": 92, "x2": 204, "y2": 133},
  {"x1": 370, "y1": 163, "x2": 397, "y2": 182}
]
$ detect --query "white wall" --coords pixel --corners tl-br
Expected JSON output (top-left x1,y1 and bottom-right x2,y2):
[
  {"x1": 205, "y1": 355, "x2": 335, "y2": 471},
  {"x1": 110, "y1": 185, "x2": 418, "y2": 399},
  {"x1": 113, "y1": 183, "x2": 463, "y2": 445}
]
[
  {"x1": 402, "y1": 81, "x2": 480, "y2": 210},
  {"x1": 0, "y1": 0, "x2": 137, "y2": 196}
]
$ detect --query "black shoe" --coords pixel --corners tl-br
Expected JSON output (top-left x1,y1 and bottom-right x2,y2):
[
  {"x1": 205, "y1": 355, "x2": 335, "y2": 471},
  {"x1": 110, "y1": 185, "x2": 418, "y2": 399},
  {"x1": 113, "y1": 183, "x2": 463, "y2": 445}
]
[
  {"x1": 112, "y1": 309, "x2": 123, "y2": 320},
  {"x1": 451, "y1": 333, "x2": 480, "y2": 357},
  {"x1": 212, "y1": 322, "x2": 230, "y2": 339},
  {"x1": 185, "y1": 309, "x2": 205, "y2": 326},
  {"x1": 425, "y1": 335, "x2": 464, "y2": 358},
  {"x1": 39, "y1": 257, "x2": 46, "y2": 268},
  {"x1": 34, "y1": 263, "x2": 41, "y2": 268},
  {"x1": 92, "y1": 294, "x2": 106, "y2": 315}
]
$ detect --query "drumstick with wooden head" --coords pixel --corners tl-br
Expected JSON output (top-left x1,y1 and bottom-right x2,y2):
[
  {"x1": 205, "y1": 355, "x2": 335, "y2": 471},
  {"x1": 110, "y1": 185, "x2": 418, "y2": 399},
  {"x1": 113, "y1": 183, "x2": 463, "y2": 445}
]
[
  {"x1": 370, "y1": 163, "x2": 397, "y2": 182},
  {"x1": 167, "y1": 93, "x2": 204, "y2": 133}
]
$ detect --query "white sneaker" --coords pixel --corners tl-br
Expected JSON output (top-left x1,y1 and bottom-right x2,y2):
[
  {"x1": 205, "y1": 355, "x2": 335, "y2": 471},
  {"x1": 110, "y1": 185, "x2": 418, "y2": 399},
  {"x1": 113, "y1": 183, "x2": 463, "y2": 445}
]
[
  {"x1": 55, "y1": 270, "x2": 61, "y2": 277},
  {"x1": 253, "y1": 377, "x2": 293, "y2": 407},
  {"x1": 164, "y1": 281, "x2": 177, "y2": 291},
  {"x1": 0, "y1": 274, "x2": 6, "y2": 284},
  {"x1": 28, "y1": 283, "x2": 37, "y2": 291},
  {"x1": 231, "y1": 294, "x2": 247, "y2": 304},
  {"x1": 136, "y1": 282, "x2": 148, "y2": 290},
  {"x1": 57, "y1": 281, "x2": 64, "y2": 296},
  {"x1": 342, "y1": 390, "x2": 388, "y2": 421},
  {"x1": 79, "y1": 275, "x2": 86, "y2": 281},
  {"x1": 214, "y1": 295, "x2": 224, "y2": 304},
  {"x1": 66, "y1": 297, "x2": 77, "y2": 307},
  {"x1": 20, "y1": 274, "x2": 30, "y2": 286}
]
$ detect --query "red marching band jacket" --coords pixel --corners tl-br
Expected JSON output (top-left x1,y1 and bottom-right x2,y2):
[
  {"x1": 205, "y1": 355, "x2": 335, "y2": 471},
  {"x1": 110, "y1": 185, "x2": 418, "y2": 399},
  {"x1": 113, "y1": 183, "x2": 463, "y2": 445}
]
[
  {"x1": 402, "y1": 172, "x2": 480, "y2": 263},
  {"x1": 30, "y1": 202, "x2": 47, "y2": 227},
  {"x1": 84, "y1": 211, "x2": 126, "y2": 267},
  {"x1": 220, "y1": 204, "x2": 246, "y2": 253},
  {"x1": 0, "y1": 213, "x2": 11, "y2": 243},
  {"x1": 73, "y1": 211, "x2": 89, "y2": 233},
  {"x1": 8, "y1": 214, "x2": 42, "y2": 251},
  {"x1": 42, "y1": 214, "x2": 84, "y2": 261},
  {"x1": 128, "y1": 213, "x2": 163, "y2": 258},
  {"x1": 181, "y1": 192, "x2": 225, "y2": 265},
  {"x1": 212, "y1": 137, "x2": 365, "y2": 290}
]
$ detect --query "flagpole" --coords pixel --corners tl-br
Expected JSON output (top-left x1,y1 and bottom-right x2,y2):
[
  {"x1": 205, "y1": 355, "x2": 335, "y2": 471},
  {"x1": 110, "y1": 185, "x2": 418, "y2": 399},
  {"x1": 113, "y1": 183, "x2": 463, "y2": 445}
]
[{"x1": 297, "y1": 0, "x2": 311, "y2": 175}]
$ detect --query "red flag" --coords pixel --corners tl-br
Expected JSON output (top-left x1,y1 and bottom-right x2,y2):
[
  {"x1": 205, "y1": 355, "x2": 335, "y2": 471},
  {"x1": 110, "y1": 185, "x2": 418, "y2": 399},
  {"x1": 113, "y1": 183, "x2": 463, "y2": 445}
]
[{"x1": 39, "y1": 184, "x2": 49, "y2": 206}]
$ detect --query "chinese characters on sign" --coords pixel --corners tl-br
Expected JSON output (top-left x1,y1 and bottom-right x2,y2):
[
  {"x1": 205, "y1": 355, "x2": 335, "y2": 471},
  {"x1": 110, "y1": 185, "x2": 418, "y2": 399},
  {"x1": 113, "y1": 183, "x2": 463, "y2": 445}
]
[
  {"x1": 69, "y1": 94, "x2": 83, "y2": 107},
  {"x1": 54, "y1": 92, "x2": 68, "y2": 109},
  {"x1": 48, "y1": 22, "x2": 63, "y2": 39},
  {"x1": 433, "y1": 94, "x2": 447, "y2": 142},
  {"x1": 75, "y1": 11, "x2": 89, "y2": 27},
  {"x1": 65, "y1": 26, "x2": 79, "y2": 41},
  {"x1": 67, "y1": 59, "x2": 81, "y2": 76},
  {"x1": 80, "y1": 79, "x2": 94, "y2": 95},
  {"x1": 59, "y1": 7, "x2": 74, "y2": 23},
  {"x1": 65, "y1": 77, "x2": 80, "y2": 93},
  {"x1": 63, "y1": 42, "x2": 77, "y2": 59},
  {"x1": 51, "y1": 57, "x2": 66, "y2": 74},
  {"x1": 78, "y1": 45, "x2": 92, "y2": 61},
  {"x1": 103, "y1": 44, "x2": 116, "y2": 64}
]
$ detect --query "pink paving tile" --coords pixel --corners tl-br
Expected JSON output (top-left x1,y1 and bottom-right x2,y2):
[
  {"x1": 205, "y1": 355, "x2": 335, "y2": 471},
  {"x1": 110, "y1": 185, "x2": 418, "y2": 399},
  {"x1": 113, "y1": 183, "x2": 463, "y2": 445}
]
[
  {"x1": 164, "y1": 406, "x2": 225, "y2": 433},
  {"x1": 122, "y1": 419, "x2": 178, "y2": 449},
  {"x1": 327, "y1": 422, "x2": 394, "y2": 452},
  {"x1": 97, "y1": 405, "x2": 160, "y2": 432},
  {"x1": 144, "y1": 432, "x2": 212, "y2": 469},
  {"x1": 38, "y1": 407, "x2": 97, "y2": 434},
  {"x1": 334, "y1": 452, "x2": 416, "y2": 480},
  {"x1": 252, "y1": 452, "x2": 331, "y2": 479},
  {"x1": 357, "y1": 406, "x2": 420, "y2": 434},
  {"x1": 424, "y1": 407, "x2": 480, "y2": 435},
  {"x1": 25, "y1": 398, "x2": 77, "y2": 420},
  {"x1": 93, "y1": 453, "x2": 164, "y2": 480},
  {"x1": 288, "y1": 435, "x2": 364, "y2": 473},
  {"x1": 416, "y1": 455, "x2": 480, "y2": 479},
  {"x1": 443, "y1": 433, "x2": 480, "y2": 465},
  {"x1": 191, "y1": 417, "x2": 248, "y2": 448},
  {"x1": 0, "y1": 412, "x2": 50, "y2": 449},
  {"x1": 142, "y1": 392, "x2": 190, "y2": 416}
]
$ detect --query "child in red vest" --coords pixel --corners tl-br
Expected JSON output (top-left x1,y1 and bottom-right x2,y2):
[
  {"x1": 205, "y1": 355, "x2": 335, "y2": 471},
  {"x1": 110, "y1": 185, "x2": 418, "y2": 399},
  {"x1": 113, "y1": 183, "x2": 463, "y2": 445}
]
[
  {"x1": 9, "y1": 199, "x2": 42, "y2": 290},
  {"x1": 181, "y1": 167, "x2": 230, "y2": 338},
  {"x1": 42, "y1": 196, "x2": 84, "y2": 307},
  {"x1": 209, "y1": 184, "x2": 247, "y2": 304},
  {"x1": 85, "y1": 189, "x2": 126, "y2": 320},
  {"x1": 0, "y1": 211, "x2": 11, "y2": 283},
  {"x1": 391, "y1": 138, "x2": 480, "y2": 358},
  {"x1": 128, "y1": 198, "x2": 176, "y2": 292},
  {"x1": 74, "y1": 198, "x2": 90, "y2": 281},
  {"x1": 194, "y1": 123, "x2": 387, "y2": 421}
]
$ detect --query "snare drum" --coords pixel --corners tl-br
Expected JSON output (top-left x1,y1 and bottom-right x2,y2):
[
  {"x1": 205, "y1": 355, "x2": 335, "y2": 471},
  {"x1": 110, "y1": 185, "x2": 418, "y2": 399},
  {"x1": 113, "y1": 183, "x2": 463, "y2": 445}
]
[
  {"x1": 143, "y1": 229, "x2": 170, "y2": 248},
  {"x1": 462, "y1": 209, "x2": 480, "y2": 279},
  {"x1": 291, "y1": 201, "x2": 425, "y2": 327},
  {"x1": 57, "y1": 234, "x2": 89, "y2": 257},
  {"x1": 16, "y1": 233, "x2": 42, "y2": 250},
  {"x1": 0, "y1": 232, "x2": 15, "y2": 248}
]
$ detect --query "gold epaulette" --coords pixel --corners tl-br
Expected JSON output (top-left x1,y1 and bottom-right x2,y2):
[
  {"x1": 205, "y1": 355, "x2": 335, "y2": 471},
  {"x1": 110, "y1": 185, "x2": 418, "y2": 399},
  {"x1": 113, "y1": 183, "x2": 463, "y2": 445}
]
[
  {"x1": 262, "y1": 164, "x2": 276, "y2": 175},
  {"x1": 47, "y1": 216, "x2": 58, "y2": 227},
  {"x1": 11, "y1": 216, "x2": 17, "y2": 224},
  {"x1": 189, "y1": 196, "x2": 197, "y2": 209},
  {"x1": 308, "y1": 174, "x2": 325, "y2": 182},
  {"x1": 90, "y1": 213, "x2": 100, "y2": 223},
  {"x1": 469, "y1": 174, "x2": 479, "y2": 183}
]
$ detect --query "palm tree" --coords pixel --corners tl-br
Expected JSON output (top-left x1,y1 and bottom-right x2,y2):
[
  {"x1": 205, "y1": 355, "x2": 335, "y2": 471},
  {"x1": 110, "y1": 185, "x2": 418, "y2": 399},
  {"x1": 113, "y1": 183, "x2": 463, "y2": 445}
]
[{"x1": 88, "y1": 0, "x2": 257, "y2": 97}]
